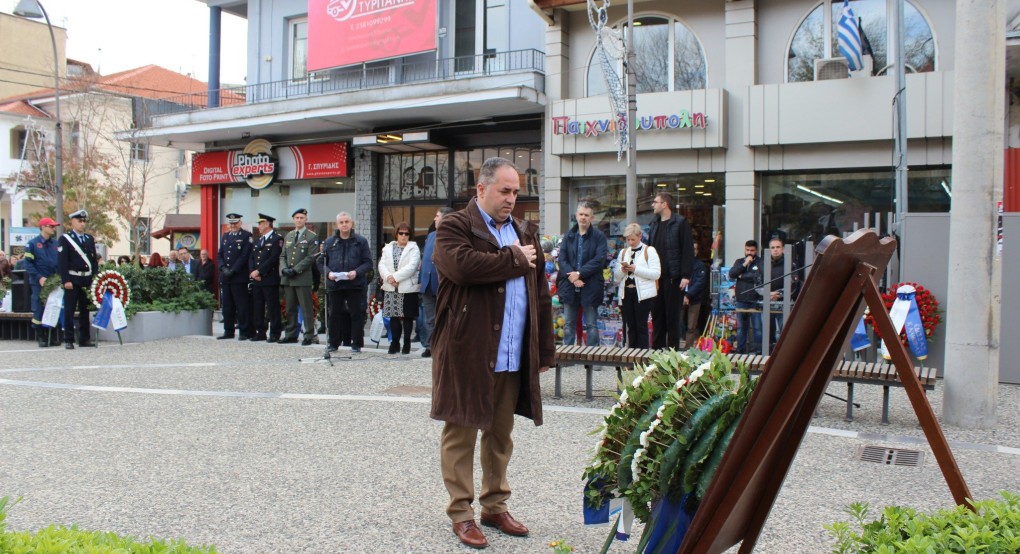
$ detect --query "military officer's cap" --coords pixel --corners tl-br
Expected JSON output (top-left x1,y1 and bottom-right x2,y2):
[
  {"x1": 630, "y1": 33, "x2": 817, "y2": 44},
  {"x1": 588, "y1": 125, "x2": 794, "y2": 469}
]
[
  {"x1": 225, "y1": 213, "x2": 243, "y2": 223},
  {"x1": 257, "y1": 213, "x2": 276, "y2": 224},
  {"x1": 292, "y1": 208, "x2": 308, "y2": 217},
  {"x1": 69, "y1": 209, "x2": 88, "y2": 221}
]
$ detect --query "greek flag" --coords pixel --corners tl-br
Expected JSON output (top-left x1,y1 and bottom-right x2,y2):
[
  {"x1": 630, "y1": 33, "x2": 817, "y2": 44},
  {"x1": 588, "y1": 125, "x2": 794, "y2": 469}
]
[{"x1": 837, "y1": 0, "x2": 864, "y2": 72}]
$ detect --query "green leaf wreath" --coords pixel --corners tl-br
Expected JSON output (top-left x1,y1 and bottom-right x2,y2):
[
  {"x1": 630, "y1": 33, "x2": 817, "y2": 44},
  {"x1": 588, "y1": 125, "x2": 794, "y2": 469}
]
[
  {"x1": 583, "y1": 348, "x2": 758, "y2": 526},
  {"x1": 37, "y1": 273, "x2": 63, "y2": 300}
]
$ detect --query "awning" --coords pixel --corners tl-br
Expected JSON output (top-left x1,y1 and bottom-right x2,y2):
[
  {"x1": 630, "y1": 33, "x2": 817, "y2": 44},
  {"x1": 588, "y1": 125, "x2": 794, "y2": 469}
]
[{"x1": 151, "y1": 214, "x2": 201, "y2": 239}]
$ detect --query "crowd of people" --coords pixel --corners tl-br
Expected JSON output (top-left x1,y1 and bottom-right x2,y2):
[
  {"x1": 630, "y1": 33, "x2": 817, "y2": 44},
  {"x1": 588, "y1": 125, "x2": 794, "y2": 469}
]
[{"x1": 11, "y1": 157, "x2": 807, "y2": 549}]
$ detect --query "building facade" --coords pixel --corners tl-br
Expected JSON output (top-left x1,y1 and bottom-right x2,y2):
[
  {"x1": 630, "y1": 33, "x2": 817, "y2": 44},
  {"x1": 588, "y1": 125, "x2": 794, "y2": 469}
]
[
  {"x1": 129, "y1": 0, "x2": 549, "y2": 262},
  {"x1": 537, "y1": 0, "x2": 957, "y2": 262}
]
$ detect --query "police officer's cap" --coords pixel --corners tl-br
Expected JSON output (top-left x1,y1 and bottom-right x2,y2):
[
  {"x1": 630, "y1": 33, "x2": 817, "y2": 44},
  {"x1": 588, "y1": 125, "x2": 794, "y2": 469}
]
[
  {"x1": 257, "y1": 213, "x2": 276, "y2": 224},
  {"x1": 292, "y1": 208, "x2": 308, "y2": 217},
  {"x1": 69, "y1": 209, "x2": 88, "y2": 221},
  {"x1": 225, "y1": 213, "x2": 243, "y2": 223}
]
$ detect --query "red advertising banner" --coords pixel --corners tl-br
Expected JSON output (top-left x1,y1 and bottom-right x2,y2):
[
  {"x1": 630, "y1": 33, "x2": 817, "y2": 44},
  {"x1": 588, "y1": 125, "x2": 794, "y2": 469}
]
[
  {"x1": 192, "y1": 142, "x2": 348, "y2": 186},
  {"x1": 307, "y1": 0, "x2": 437, "y2": 72},
  {"x1": 192, "y1": 151, "x2": 235, "y2": 185}
]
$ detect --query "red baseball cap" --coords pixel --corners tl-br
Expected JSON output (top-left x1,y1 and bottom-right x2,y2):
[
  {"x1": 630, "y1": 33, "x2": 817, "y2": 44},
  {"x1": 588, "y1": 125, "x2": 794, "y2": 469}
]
[{"x1": 39, "y1": 217, "x2": 58, "y2": 227}]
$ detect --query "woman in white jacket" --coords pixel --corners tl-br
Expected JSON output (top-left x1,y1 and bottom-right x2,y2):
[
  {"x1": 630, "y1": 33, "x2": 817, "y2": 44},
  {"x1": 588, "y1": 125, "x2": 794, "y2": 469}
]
[
  {"x1": 379, "y1": 221, "x2": 421, "y2": 354},
  {"x1": 613, "y1": 223, "x2": 661, "y2": 348}
]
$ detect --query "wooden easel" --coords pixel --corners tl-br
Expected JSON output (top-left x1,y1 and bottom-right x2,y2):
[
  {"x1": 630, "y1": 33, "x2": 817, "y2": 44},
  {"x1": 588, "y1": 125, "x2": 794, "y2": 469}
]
[{"x1": 678, "y1": 230, "x2": 972, "y2": 554}]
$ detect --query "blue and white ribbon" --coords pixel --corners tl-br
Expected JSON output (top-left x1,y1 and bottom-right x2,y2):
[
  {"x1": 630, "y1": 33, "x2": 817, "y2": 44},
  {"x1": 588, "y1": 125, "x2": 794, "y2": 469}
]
[{"x1": 879, "y1": 285, "x2": 928, "y2": 361}]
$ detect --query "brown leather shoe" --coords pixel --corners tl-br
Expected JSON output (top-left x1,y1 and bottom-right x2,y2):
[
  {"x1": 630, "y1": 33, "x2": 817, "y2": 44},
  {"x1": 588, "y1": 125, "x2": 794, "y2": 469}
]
[
  {"x1": 480, "y1": 511, "x2": 529, "y2": 537},
  {"x1": 452, "y1": 520, "x2": 488, "y2": 549}
]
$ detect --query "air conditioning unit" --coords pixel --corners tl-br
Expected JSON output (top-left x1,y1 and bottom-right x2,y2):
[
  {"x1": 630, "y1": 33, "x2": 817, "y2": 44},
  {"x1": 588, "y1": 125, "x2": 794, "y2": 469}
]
[{"x1": 814, "y1": 57, "x2": 850, "y2": 81}]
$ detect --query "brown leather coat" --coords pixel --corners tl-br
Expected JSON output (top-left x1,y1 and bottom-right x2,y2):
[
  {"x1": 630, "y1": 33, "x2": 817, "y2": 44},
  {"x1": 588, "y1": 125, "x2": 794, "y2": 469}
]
[{"x1": 430, "y1": 198, "x2": 555, "y2": 430}]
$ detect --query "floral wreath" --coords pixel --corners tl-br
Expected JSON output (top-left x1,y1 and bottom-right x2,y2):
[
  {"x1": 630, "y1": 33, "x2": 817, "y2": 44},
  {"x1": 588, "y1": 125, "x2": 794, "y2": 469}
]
[
  {"x1": 864, "y1": 281, "x2": 940, "y2": 343},
  {"x1": 89, "y1": 270, "x2": 131, "y2": 309},
  {"x1": 368, "y1": 295, "x2": 383, "y2": 319}
]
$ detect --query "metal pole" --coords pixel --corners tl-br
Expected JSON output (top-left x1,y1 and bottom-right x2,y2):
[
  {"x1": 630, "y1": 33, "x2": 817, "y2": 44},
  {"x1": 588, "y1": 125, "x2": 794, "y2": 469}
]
[
  {"x1": 625, "y1": 0, "x2": 637, "y2": 224},
  {"x1": 34, "y1": 2, "x2": 63, "y2": 235},
  {"x1": 893, "y1": 0, "x2": 908, "y2": 239}
]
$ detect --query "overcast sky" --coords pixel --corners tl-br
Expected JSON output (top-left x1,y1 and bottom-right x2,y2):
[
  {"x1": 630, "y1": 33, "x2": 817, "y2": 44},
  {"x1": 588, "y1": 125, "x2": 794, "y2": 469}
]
[{"x1": 4, "y1": 0, "x2": 248, "y2": 85}]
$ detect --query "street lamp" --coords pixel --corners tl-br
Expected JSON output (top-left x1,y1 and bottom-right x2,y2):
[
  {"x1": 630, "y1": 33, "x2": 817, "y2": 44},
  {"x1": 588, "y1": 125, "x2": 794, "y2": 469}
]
[{"x1": 14, "y1": 0, "x2": 63, "y2": 232}]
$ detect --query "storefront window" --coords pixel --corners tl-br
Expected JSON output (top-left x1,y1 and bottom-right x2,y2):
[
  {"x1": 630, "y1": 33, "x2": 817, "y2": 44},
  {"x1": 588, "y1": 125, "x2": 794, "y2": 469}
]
[
  {"x1": 380, "y1": 151, "x2": 450, "y2": 201},
  {"x1": 787, "y1": 0, "x2": 936, "y2": 82},
  {"x1": 452, "y1": 146, "x2": 542, "y2": 199},
  {"x1": 588, "y1": 15, "x2": 707, "y2": 96},
  {"x1": 567, "y1": 174, "x2": 724, "y2": 254},
  {"x1": 761, "y1": 168, "x2": 951, "y2": 244}
]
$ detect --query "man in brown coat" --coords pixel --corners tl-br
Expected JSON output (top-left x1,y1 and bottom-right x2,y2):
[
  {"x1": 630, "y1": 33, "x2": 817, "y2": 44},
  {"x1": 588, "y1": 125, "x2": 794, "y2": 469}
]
[{"x1": 430, "y1": 157, "x2": 555, "y2": 549}]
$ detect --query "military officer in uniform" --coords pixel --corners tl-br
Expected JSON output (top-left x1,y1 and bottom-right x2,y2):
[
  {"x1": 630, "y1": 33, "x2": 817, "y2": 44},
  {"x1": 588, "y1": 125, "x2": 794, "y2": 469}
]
[
  {"x1": 59, "y1": 209, "x2": 99, "y2": 349},
  {"x1": 217, "y1": 213, "x2": 254, "y2": 340},
  {"x1": 249, "y1": 213, "x2": 284, "y2": 342},
  {"x1": 280, "y1": 208, "x2": 320, "y2": 345}
]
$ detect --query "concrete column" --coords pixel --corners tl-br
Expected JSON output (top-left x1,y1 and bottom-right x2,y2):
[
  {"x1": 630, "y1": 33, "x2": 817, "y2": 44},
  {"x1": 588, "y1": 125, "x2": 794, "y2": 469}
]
[
  {"x1": 354, "y1": 150, "x2": 378, "y2": 256},
  {"x1": 542, "y1": 11, "x2": 569, "y2": 235},
  {"x1": 207, "y1": 5, "x2": 222, "y2": 108},
  {"x1": 723, "y1": 0, "x2": 758, "y2": 261},
  {"x1": 943, "y1": 0, "x2": 1005, "y2": 428}
]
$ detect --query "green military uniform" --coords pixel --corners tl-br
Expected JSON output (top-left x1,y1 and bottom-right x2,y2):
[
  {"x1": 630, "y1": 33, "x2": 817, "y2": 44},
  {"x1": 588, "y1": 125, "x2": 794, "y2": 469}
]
[{"x1": 280, "y1": 218, "x2": 320, "y2": 344}]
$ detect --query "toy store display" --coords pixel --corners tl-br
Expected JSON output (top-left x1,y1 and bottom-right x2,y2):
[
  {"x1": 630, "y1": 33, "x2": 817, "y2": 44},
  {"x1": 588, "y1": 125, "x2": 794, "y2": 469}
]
[{"x1": 542, "y1": 234, "x2": 625, "y2": 346}]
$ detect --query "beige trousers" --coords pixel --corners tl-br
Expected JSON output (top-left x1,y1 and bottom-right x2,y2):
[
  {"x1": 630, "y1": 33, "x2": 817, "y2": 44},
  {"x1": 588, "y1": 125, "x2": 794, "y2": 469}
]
[{"x1": 440, "y1": 371, "x2": 520, "y2": 523}]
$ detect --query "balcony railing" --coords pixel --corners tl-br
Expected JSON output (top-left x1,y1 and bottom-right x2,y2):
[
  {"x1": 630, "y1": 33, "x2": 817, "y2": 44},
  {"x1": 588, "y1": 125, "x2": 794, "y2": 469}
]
[{"x1": 142, "y1": 49, "x2": 545, "y2": 127}]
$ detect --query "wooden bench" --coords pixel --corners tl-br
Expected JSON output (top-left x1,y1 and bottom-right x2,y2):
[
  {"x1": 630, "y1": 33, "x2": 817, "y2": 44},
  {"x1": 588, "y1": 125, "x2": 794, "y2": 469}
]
[
  {"x1": 0, "y1": 312, "x2": 36, "y2": 340},
  {"x1": 552, "y1": 345, "x2": 937, "y2": 424}
]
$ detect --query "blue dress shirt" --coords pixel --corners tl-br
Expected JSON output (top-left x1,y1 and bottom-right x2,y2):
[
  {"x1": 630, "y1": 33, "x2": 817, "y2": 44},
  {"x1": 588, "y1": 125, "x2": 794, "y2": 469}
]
[{"x1": 476, "y1": 203, "x2": 527, "y2": 373}]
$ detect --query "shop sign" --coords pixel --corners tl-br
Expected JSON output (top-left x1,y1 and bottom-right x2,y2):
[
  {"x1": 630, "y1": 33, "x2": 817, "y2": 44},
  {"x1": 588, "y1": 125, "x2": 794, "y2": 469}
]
[
  {"x1": 192, "y1": 141, "x2": 348, "y2": 188},
  {"x1": 233, "y1": 139, "x2": 277, "y2": 189},
  {"x1": 551, "y1": 111, "x2": 708, "y2": 138}
]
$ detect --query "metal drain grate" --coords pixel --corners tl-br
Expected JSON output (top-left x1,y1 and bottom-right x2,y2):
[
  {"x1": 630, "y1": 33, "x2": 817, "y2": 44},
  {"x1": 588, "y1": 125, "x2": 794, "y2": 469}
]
[{"x1": 856, "y1": 445, "x2": 924, "y2": 467}]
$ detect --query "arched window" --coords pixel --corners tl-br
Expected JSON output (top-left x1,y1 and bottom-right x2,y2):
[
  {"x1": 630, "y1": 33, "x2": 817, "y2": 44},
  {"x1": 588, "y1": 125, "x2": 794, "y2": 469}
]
[
  {"x1": 787, "y1": 0, "x2": 936, "y2": 82},
  {"x1": 587, "y1": 15, "x2": 707, "y2": 96}
]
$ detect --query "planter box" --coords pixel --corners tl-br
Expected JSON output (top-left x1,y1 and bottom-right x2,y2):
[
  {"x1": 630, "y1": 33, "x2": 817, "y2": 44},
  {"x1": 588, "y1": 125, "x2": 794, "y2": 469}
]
[{"x1": 96, "y1": 309, "x2": 212, "y2": 343}]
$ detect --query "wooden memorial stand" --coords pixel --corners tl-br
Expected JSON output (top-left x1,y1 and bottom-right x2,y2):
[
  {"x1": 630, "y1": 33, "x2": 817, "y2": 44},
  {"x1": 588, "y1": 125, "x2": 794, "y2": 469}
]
[{"x1": 678, "y1": 230, "x2": 973, "y2": 554}]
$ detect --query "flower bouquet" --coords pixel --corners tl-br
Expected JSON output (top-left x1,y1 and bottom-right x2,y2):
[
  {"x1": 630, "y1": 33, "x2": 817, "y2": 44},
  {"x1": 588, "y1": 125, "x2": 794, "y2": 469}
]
[
  {"x1": 89, "y1": 270, "x2": 132, "y2": 310},
  {"x1": 583, "y1": 348, "x2": 757, "y2": 553}
]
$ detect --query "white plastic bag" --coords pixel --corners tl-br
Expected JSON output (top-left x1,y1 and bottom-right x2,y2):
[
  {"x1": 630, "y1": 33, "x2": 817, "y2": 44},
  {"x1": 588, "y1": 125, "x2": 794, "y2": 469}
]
[
  {"x1": 369, "y1": 312, "x2": 385, "y2": 343},
  {"x1": 41, "y1": 289, "x2": 64, "y2": 328},
  {"x1": 0, "y1": 290, "x2": 10, "y2": 312}
]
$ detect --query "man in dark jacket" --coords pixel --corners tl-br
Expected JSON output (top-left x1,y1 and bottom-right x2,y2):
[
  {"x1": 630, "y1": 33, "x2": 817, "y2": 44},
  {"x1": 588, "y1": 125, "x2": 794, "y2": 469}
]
[
  {"x1": 556, "y1": 201, "x2": 607, "y2": 346},
  {"x1": 431, "y1": 157, "x2": 554, "y2": 549},
  {"x1": 728, "y1": 239, "x2": 763, "y2": 354},
  {"x1": 319, "y1": 211, "x2": 373, "y2": 353},
  {"x1": 59, "y1": 210, "x2": 99, "y2": 349},
  {"x1": 217, "y1": 213, "x2": 254, "y2": 340},
  {"x1": 766, "y1": 236, "x2": 801, "y2": 350},
  {"x1": 647, "y1": 191, "x2": 695, "y2": 349},
  {"x1": 248, "y1": 213, "x2": 284, "y2": 342},
  {"x1": 25, "y1": 216, "x2": 59, "y2": 347},
  {"x1": 198, "y1": 249, "x2": 216, "y2": 294},
  {"x1": 683, "y1": 241, "x2": 710, "y2": 349},
  {"x1": 418, "y1": 207, "x2": 454, "y2": 358}
]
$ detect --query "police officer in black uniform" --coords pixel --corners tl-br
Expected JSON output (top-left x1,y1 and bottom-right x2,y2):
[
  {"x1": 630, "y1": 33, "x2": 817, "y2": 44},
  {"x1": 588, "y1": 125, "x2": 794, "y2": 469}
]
[
  {"x1": 249, "y1": 213, "x2": 284, "y2": 342},
  {"x1": 59, "y1": 209, "x2": 99, "y2": 349},
  {"x1": 217, "y1": 212, "x2": 254, "y2": 340}
]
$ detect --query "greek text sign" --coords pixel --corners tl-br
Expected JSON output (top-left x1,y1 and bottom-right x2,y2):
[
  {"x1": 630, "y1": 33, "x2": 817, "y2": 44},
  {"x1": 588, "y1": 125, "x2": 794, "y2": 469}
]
[
  {"x1": 308, "y1": 0, "x2": 437, "y2": 71},
  {"x1": 551, "y1": 111, "x2": 708, "y2": 137}
]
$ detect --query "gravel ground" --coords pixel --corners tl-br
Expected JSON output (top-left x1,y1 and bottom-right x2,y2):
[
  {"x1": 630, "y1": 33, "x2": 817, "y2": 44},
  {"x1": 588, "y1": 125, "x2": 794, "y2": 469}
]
[{"x1": 0, "y1": 335, "x2": 1017, "y2": 553}]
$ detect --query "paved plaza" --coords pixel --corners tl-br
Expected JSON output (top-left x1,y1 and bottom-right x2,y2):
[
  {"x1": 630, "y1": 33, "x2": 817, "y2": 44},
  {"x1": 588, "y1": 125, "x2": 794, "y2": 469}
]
[{"x1": 1, "y1": 334, "x2": 1018, "y2": 553}]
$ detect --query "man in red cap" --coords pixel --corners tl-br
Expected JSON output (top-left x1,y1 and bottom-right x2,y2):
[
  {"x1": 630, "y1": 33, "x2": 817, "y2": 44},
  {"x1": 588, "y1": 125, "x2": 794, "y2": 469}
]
[{"x1": 24, "y1": 217, "x2": 60, "y2": 347}]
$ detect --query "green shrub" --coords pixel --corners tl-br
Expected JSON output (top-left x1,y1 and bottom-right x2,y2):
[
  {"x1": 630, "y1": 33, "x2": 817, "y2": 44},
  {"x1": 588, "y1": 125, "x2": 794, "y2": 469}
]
[
  {"x1": 0, "y1": 496, "x2": 218, "y2": 553},
  {"x1": 826, "y1": 491, "x2": 1020, "y2": 553},
  {"x1": 106, "y1": 265, "x2": 216, "y2": 318}
]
